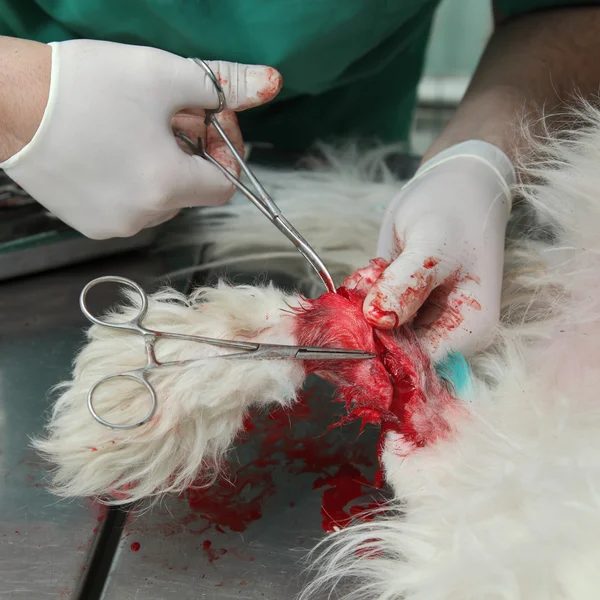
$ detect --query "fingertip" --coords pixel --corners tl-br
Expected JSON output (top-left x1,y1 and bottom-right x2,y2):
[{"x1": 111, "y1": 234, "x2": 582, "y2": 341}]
[
  {"x1": 256, "y1": 67, "x2": 283, "y2": 103},
  {"x1": 364, "y1": 304, "x2": 399, "y2": 329},
  {"x1": 235, "y1": 65, "x2": 283, "y2": 111},
  {"x1": 363, "y1": 279, "x2": 413, "y2": 330}
]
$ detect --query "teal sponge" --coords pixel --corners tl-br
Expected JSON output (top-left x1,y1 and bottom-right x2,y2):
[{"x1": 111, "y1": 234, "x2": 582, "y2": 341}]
[{"x1": 435, "y1": 352, "x2": 474, "y2": 401}]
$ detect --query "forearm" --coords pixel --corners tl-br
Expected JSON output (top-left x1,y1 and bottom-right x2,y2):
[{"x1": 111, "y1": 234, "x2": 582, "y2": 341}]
[
  {"x1": 423, "y1": 7, "x2": 600, "y2": 164},
  {"x1": 0, "y1": 36, "x2": 50, "y2": 162}
]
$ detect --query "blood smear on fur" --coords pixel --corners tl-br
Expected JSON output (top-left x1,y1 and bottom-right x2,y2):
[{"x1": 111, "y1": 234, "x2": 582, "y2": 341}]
[
  {"x1": 294, "y1": 258, "x2": 457, "y2": 450},
  {"x1": 163, "y1": 261, "x2": 454, "y2": 539}
]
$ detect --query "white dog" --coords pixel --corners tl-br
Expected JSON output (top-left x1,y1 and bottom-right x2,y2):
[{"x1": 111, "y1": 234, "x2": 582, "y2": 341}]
[{"x1": 35, "y1": 108, "x2": 600, "y2": 599}]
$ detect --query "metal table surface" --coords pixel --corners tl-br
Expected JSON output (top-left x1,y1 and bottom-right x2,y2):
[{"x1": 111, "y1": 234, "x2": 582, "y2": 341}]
[
  {"x1": 0, "y1": 248, "x2": 383, "y2": 599},
  {"x1": 0, "y1": 252, "x2": 174, "y2": 599}
]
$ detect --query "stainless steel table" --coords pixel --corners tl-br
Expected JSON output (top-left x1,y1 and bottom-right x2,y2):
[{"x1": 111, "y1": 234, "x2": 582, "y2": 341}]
[{"x1": 0, "y1": 248, "x2": 383, "y2": 599}]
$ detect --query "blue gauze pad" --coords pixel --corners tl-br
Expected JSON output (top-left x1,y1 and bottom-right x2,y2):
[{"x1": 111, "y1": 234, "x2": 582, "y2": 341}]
[{"x1": 435, "y1": 352, "x2": 475, "y2": 401}]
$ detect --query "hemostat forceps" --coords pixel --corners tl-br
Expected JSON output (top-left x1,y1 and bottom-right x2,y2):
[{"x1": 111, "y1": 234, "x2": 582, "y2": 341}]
[
  {"x1": 174, "y1": 58, "x2": 337, "y2": 294},
  {"x1": 81, "y1": 276, "x2": 375, "y2": 430}
]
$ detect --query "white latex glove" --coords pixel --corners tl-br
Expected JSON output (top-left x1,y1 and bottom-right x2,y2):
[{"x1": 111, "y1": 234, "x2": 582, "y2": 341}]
[
  {"x1": 0, "y1": 39, "x2": 282, "y2": 238},
  {"x1": 363, "y1": 141, "x2": 515, "y2": 360}
]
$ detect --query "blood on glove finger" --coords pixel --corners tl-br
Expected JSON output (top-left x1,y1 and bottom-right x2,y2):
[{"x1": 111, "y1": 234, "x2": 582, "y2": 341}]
[
  {"x1": 205, "y1": 110, "x2": 243, "y2": 177},
  {"x1": 167, "y1": 56, "x2": 283, "y2": 113},
  {"x1": 218, "y1": 63, "x2": 283, "y2": 111},
  {"x1": 175, "y1": 59, "x2": 282, "y2": 113},
  {"x1": 172, "y1": 110, "x2": 207, "y2": 154},
  {"x1": 342, "y1": 258, "x2": 391, "y2": 296},
  {"x1": 171, "y1": 109, "x2": 243, "y2": 178},
  {"x1": 363, "y1": 249, "x2": 456, "y2": 330}
]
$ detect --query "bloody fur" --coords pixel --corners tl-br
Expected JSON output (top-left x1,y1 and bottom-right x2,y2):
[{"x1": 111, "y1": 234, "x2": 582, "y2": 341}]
[{"x1": 294, "y1": 258, "x2": 461, "y2": 452}]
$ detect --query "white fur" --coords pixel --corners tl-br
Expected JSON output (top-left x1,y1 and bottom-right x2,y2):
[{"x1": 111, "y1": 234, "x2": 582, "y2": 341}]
[
  {"x1": 302, "y1": 111, "x2": 600, "y2": 599},
  {"x1": 34, "y1": 283, "x2": 304, "y2": 504},
  {"x1": 35, "y1": 111, "x2": 600, "y2": 598},
  {"x1": 162, "y1": 145, "x2": 401, "y2": 294},
  {"x1": 33, "y1": 147, "x2": 403, "y2": 505}
]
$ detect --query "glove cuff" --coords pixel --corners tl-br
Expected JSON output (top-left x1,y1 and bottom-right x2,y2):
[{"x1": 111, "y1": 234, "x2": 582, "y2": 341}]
[
  {"x1": 414, "y1": 140, "x2": 516, "y2": 215},
  {"x1": 0, "y1": 42, "x2": 59, "y2": 170}
]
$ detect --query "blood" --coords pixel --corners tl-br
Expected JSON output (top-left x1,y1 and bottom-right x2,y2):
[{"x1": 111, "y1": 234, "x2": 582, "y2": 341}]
[
  {"x1": 124, "y1": 260, "x2": 459, "y2": 540},
  {"x1": 256, "y1": 67, "x2": 283, "y2": 104},
  {"x1": 415, "y1": 280, "x2": 483, "y2": 353},
  {"x1": 241, "y1": 414, "x2": 255, "y2": 433},
  {"x1": 461, "y1": 293, "x2": 482, "y2": 311},
  {"x1": 400, "y1": 270, "x2": 435, "y2": 314},
  {"x1": 182, "y1": 390, "x2": 375, "y2": 536},
  {"x1": 423, "y1": 257, "x2": 440, "y2": 269},
  {"x1": 228, "y1": 548, "x2": 256, "y2": 562},
  {"x1": 356, "y1": 259, "x2": 436, "y2": 328},
  {"x1": 185, "y1": 475, "x2": 267, "y2": 533},
  {"x1": 202, "y1": 540, "x2": 227, "y2": 563},
  {"x1": 464, "y1": 273, "x2": 481, "y2": 285},
  {"x1": 392, "y1": 228, "x2": 404, "y2": 257},
  {"x1": 313, "y1": 464, "x2": 376, "y2": 532},
  {"x1": 342, "y1": 258, "x2": 390, "y2": 296},
  {"x1": 365, "y1": 306, "x2": 398, "y2": 329},
  {"x1": 236, "y1": 67, "x2": 283, "y2": 111},
  {"x1": 294, "y1": 259, "x2": 460, "y2": 451},
  {"x1": 109, "y1": 480, "x2": 138, "y2": 501},
  {"x1": 130, "y1": 542, "x2": 141, "y2": 552},
  {"x1": 208, "y1": 110, "x2": 241, "y2": 175}
]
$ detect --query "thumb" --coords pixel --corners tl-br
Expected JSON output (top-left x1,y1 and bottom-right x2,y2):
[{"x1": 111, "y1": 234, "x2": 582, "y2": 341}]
[
  {"x1": 363, "y1": 245, "x2": 455, "y2": 329},
  {"x1": 171, "y1": 57, "x2": 282, "y2": 112},
  {"x1": 415, "y1": 279, "x2": 496, "y2": 361}
]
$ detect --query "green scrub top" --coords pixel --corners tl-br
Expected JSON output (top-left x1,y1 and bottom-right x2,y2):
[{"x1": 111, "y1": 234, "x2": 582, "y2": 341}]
[{"x1": 0, "y1": 0, "x2": 592, "y2": 151}]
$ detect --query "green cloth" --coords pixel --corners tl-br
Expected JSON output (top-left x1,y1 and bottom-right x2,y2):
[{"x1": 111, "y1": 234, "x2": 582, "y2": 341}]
[
  {"x1": 494, "y1": 0, "x2": 593, "y2": 20},
  {"x1": 0, "y1": 0, "x2": 594, "y2": 151}
]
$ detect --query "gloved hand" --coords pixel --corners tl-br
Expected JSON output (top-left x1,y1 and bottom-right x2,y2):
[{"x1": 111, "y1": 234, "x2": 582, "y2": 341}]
[
  {"x1": 0, "y1": 39, "x2": 282, "y2": 238},
  {"x1": 363, "y1": 141, "x2": 515, "y2": 360}
]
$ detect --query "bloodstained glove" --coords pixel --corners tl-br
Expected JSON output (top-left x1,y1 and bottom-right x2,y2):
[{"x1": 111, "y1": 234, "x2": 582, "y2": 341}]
[
  {"x1": 363, "y1": 141, "x2": 516, "y2": 360},
  {"x1": 0, "y1": 39, "x2": 282, "y2": 238}
]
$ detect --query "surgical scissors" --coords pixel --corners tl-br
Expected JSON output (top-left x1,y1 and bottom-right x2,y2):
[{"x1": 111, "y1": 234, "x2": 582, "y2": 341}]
[
  {"x1": 174, "y1": 58, "x2": 337, "y2": 294},
  {"x1": 81, "y1": 276, "x2": 374, "y2": 430}
]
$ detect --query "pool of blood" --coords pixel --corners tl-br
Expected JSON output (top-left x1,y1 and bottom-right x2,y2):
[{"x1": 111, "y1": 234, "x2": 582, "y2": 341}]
[
  {"x1": 127, "y1": 260, "x2": 457, "y2": 545},
  {"x1": 173, "y1": 387, "x2": 382, "y2": 539},
  {"x1": 313, "y1": 464, "x2": 384, "y2": 532}
]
